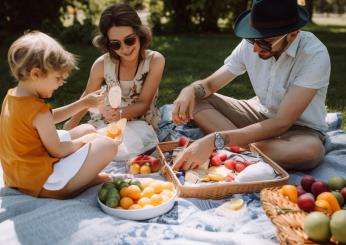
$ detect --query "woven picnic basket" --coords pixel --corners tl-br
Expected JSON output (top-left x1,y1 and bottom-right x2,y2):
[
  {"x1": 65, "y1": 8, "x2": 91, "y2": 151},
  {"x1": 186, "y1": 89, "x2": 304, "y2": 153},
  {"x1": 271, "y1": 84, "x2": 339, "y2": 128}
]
[
  {"x1": 260, "y1": 187, "x2": 339, "y2": 245},
  {"x1": 157, "y1": 141, "x2": 289, "y2": 199}
]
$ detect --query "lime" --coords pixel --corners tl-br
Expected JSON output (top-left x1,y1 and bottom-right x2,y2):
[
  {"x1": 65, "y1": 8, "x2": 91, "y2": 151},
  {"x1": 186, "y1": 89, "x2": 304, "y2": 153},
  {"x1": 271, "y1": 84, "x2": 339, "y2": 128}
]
[
  {"x1": 129, "y1": 179, "x2": 143, "y2": 190},
  {"x1": 112, "y1": 178, "x2": 124, "y2": 189},
  {"x1": 105, "y1": 188, "x2": 120, "y2": 208},
  {"x1": 118, "y1": 181, "x2": 129, "y2": 190},
  {"x1": 102, "y1": 182, "x2": 115, "y2": 190},
  {"x1": 331, "y1": 191, "x2": 345, "y2": 206},
  {"x1": 98, "y1": 188, "x2": 108, "y2": 203},
  {"x1": 229, "y1": 198, "x2": 244, "y2": 211}
]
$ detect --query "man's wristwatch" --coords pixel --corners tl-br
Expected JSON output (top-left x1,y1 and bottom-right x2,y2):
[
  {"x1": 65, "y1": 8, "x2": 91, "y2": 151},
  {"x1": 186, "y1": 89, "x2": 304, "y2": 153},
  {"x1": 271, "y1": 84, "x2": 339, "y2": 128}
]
[{"x1": 214, "y1": 132, "x2": 225, "y2": 150}]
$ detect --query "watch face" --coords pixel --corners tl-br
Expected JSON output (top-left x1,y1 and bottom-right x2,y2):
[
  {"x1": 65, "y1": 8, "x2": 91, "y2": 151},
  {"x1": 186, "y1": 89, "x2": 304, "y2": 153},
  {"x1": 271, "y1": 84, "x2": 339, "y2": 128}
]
[{"x1": 215, "y1": 133, "x2": 224, "y2": 150}]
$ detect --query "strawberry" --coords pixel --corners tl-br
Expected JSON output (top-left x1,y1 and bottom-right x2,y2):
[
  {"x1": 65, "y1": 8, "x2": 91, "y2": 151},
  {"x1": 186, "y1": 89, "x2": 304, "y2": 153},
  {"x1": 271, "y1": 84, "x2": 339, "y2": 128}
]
[
  {"x1": 178, "y1": 136, "x2": 188, "y2": 147},
  {"x1": 230, "y1": 146, "x2": 241, "y2": 153},
  {"x1": 219, "y1": 152, "x2": 227, "y2": 161},
  {"x1": 209, "y1": 151, "x2": 218, "y2": 159},
  {"x1": 224, "y1": 159, "x2": 236, "y2": 170},
  {"x1": 210, "y1": 155, "x2": 222, "y2": 167},
  {"x1": 235, "y1": 163, "x2": 246, "y2": 173},
  {"x1": 225, "y1": 176, "x2": 234, "y2": 182}
]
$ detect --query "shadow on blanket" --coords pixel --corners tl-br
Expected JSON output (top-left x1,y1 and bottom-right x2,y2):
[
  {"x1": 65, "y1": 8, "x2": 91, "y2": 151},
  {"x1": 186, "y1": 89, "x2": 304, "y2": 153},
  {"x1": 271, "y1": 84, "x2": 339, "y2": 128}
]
[{"x1": 0, "y1": 110, "x2": 345, "y2": 245}]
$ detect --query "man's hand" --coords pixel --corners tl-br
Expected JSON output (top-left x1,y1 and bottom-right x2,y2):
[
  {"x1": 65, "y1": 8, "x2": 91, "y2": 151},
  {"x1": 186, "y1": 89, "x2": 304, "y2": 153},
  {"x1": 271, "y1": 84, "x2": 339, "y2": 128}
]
[
  {"x1": 172, "y1": 134, "x2": 214, "y2": 171},
  {"x1": 172, "y1": 86, "x2": 196, "y2": 125},
  {"x1": 83, "y1": 89, "x2": 105, "y2": 108}
]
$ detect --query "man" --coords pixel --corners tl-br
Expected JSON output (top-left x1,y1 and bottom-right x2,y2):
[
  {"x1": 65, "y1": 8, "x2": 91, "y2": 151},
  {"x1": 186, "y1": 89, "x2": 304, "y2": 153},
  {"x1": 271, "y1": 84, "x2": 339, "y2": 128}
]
[{"x1": 172, "y1": 0, "x2": 330, "y2": 171}]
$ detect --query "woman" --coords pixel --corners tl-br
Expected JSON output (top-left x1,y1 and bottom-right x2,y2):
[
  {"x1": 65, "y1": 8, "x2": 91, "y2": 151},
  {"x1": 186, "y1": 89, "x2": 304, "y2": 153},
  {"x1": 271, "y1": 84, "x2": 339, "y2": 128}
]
[{"x1": 64, "y1": 3, "x2": 165, "y2": 134}]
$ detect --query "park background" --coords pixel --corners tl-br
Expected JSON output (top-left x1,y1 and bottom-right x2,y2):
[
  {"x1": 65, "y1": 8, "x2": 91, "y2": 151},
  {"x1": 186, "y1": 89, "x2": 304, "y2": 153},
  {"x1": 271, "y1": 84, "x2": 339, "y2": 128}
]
[{"x1": 1, "y1": 0, "x2": 345, "y2": 128}]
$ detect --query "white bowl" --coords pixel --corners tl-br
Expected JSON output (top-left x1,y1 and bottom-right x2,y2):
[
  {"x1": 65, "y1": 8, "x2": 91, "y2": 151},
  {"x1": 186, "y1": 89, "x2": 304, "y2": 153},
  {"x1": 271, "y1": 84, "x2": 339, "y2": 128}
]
[{"x1": 98, "y1": 189, "x2": 178, "y2": 220}]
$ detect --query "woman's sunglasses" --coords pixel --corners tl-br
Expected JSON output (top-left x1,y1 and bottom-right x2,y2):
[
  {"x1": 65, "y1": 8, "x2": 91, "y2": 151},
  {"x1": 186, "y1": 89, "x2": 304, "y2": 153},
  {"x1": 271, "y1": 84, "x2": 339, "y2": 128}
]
[
  {"x1": 108, "y1": 35, "x2": 137, "y2": 51},
  {"x1": 246, "y1": 34, "x2": 287, "y2": 52}
]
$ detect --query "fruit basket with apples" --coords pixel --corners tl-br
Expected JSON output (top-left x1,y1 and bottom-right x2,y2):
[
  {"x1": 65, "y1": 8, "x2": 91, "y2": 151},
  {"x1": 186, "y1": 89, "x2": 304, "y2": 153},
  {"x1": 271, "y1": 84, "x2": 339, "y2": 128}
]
[
  {"x1": 260, "y1": 175, "x2": 346, "y2": 245},
  {"x1": 157, "y1": 138, "x2": 289, "y2": 199}
]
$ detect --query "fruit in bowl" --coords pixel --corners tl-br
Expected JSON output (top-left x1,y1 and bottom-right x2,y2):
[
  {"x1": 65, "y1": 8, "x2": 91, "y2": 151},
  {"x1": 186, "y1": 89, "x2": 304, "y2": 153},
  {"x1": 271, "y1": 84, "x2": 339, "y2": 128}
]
[
  {"x1": 98, "y1": 178, "x2": 177, "y2": 220},
  {"x1": 128, "y1": 155, "x2": 161, "y2": 174}
]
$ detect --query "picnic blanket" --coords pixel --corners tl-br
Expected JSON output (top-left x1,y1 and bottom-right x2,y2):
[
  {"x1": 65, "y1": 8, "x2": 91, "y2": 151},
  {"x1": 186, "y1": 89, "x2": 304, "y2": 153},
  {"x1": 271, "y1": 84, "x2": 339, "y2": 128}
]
[{"x1": 0, "y1": 111, "x2": 345, "y2": 245}]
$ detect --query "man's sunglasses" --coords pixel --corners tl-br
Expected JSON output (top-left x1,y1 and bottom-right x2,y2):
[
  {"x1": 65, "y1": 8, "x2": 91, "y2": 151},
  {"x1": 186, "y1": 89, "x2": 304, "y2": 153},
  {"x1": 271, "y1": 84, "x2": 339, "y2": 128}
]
[
  {"x1": 108, "y1": 35, "x2": 137, "y2": 51},
  {"x1": 246, "y1": 34, "x2": 287, "y2": 52}
]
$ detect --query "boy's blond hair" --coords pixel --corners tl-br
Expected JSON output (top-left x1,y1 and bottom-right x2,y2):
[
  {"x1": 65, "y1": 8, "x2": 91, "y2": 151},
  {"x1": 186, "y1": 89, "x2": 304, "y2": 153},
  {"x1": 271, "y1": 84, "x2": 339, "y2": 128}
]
[{"x1": 8, "y1": 31, "x2": 77, "y2": 81}]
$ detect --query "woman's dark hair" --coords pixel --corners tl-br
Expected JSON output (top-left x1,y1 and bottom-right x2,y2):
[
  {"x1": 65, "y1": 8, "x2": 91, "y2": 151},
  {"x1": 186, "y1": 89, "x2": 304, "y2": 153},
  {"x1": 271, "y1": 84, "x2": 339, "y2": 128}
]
[{"x1": 93, "y1": 3, "x2": 152, "y2": 61}]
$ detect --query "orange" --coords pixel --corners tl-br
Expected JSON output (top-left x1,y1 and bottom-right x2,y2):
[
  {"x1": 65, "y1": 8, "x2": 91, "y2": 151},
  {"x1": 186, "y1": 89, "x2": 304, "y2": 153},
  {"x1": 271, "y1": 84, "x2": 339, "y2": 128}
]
[
  {"x1": 150, "y1": 194, "x2": 163, "y2": 206},
  {"x1": 140, "y1": 165, "x2": 151, "y2": 174},
  {"x1": 129, "y1": 163, "x2": 140, "y2": 175},
  {"x1": 137, "y1": 197, "x2": 151, "y2": 207},
  {"x1": 127, "y1": 185, "x2": 141, "y2": 200},
  {"x1": 150, "y1": 182, "x2": 163, "y2": 194},
  {"x1": 315, "y1": 199, "x2": 333, "y2": 216},
  {"x1": 317, "y1": 192, "x2": 341, "y2": 213},
  {"x1": 161, "y1": 194, "x2": 169, "y2": 203},
  {"x1": 278, "y1": 185, "x2": 298, "y2": 203},
  {"x1": 120, "y1": 197, "x2": 134, "y2": 209},
  {"x1": 161, "y1": 189, "x2": 174, "y2": 199},
  {"x1": 120, "y1": 187, "x2": 129, "y2": 197},
  {"x1": 162, "y1": 182, "x2": 175, "y2": 191},
  {"x1": 140, "y1": 178, "x2": 155, "y2": 188},
  {"x1": 106, "y1": 123, "x2": 122, "y2": 139},
  {"x1": 141, "y1": 187, "x2": 155, "y2": 198},
  {"x1": 128, "y1": 204, "x2": 142, "y2": 210}
]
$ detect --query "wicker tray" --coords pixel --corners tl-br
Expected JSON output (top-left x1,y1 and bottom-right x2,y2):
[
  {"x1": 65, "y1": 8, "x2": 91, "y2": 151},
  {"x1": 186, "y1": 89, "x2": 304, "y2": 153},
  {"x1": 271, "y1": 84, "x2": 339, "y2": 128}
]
[
  {"x1": 260, "y1": 187, "x2": 337, "y2": 245},
  {"x1": 157, "y1": 141, "x2": 289, "y2": 199}
]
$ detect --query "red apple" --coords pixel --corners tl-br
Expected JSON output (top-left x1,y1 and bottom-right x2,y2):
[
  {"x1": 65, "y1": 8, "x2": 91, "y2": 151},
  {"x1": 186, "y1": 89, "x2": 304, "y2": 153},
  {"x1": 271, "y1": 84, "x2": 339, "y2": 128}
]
[
  {"x1": 298, "y1": 193, "x2": 315, "y2": 212},
  {"x1": 235, "y1": 163, "x2": 246, "y2": 173},
  {"x1": 178, "y1": 136, "x2": 188, "y2": 147},
  {"x1": 297, "y1": 187, "x2": 306, "y2": 196},
  {"x1": 149, "y1": 158, "x2": 161, "y2": 172},
  {"x1": 301, "y1": 175, "x2": 316, "y2": 193},
  {"x1": 341, "y1": 187, "x2": 346, "y2": 201},
  {"x1": 311, "y1": 181, "x2": 330, "y2": 197},
  {"x1": 224, "y1": 159, "x2": 236, "y2": 170},
  {"x1": 210, "y1": 155, "x2": 222, "y2": 166}
]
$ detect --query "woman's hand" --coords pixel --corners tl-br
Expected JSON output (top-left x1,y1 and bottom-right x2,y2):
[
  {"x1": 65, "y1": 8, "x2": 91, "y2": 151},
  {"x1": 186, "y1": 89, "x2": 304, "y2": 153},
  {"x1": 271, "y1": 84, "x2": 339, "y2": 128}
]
[
  {"x1": 172, "y1": 86, "x2": 196, "y2": 125},
  {"x1": 100, "y1": 106, "x2": 121, "y2": 123},
  {"x1": 83, "y1": 89, "x2": 105, "y2": 108},
  {"x1": 172, "y1": 134, "x2": 214, "y2": 171}
]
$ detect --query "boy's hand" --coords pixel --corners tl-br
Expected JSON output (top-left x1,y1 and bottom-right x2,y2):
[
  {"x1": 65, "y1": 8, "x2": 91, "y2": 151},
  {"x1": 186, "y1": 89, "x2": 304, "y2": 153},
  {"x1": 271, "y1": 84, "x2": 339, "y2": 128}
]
[
  {"x1": 83, "y1": 89, "x2": 105, "y2": 108},
  {"x1": 79, "y1": 132, "x2": 99, "y2": 144}
]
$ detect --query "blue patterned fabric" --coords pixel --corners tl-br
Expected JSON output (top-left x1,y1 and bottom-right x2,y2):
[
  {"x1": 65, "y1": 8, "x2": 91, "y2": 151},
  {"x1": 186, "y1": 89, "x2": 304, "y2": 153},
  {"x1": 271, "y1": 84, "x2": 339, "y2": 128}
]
[{"x1": 0, "y1": 111, "x2": 344, "y2": 245}]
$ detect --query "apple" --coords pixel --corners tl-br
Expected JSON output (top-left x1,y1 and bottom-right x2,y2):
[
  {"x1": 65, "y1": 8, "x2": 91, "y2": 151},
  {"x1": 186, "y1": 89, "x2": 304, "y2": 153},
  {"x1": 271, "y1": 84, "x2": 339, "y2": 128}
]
[
  {"x1": 301, "y1": 175, "x2": 316, "y2": 193},
  {"x1": 210, "y1": 155, "x2": 222, "y2": 167},
  {"x1": 311, "y1": 181, "x2": 330, "y2": 197},
  {"x1": 224, "y1": 159, "x2": 236, "y2": 170},
  {"x1": 341, "y1": 187, "x2": 346, "y2": 201},
  {"x1": 178, "y1": 136, "x2": 188, "y2": 147},
  {"x1": 298, "y1": 193, "x2": 315, "y2": 212},
  {"x1": 297, "y1": 187, "x2": 307, "y2": 196},
  {"x1": 235, "y1": 163, "x2": 246, "y2": 173}
]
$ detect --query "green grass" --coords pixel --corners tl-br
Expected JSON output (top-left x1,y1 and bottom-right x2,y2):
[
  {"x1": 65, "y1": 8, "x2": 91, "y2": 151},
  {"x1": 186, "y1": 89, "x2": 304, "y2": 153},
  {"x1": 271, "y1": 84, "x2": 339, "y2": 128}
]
[{"x1": 1, "y1": 24, "x2": 346, "y2": 129}]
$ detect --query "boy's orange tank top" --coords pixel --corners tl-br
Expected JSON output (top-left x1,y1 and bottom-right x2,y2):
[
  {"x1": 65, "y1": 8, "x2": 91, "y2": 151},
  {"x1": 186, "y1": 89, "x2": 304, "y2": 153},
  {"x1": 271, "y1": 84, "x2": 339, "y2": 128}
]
[{"x1": 0, "y1": 89, "x2": 58, "y2": 197}]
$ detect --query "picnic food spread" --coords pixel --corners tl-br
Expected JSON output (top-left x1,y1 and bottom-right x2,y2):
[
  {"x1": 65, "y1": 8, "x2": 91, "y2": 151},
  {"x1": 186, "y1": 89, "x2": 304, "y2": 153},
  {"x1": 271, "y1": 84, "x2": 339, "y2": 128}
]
[{"x1": 164, "y1": 139, "x2": 277, "y2": 186}]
